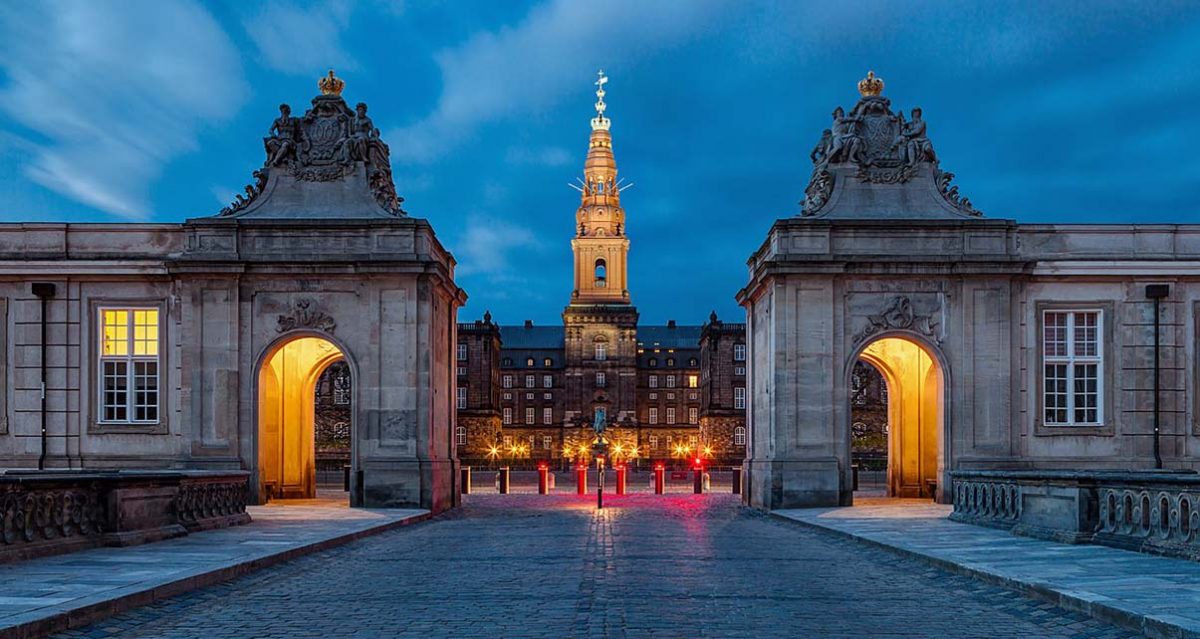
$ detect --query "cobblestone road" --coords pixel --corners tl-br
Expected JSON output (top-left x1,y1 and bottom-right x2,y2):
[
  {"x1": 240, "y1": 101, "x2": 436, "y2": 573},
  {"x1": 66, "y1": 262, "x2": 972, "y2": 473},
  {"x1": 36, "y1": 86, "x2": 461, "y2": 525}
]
[{"x1": 55, "y1": 494, "x2": 1140, "y2": 638}]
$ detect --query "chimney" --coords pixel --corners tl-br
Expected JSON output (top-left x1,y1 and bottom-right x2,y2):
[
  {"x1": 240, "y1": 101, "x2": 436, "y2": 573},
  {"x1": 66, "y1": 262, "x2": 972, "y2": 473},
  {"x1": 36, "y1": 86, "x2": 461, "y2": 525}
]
[
  {"x1": 667, "y1": 319, "x2": 676, "y2": 329},
  {"x1": 524, "y1": 319, "x2": 533, "y2": 328}
]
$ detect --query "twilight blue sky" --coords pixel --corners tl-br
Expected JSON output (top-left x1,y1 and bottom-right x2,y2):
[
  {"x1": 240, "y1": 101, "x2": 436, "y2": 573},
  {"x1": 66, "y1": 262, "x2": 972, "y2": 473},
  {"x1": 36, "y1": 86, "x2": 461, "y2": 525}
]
[{"x1": 2, "y1": 2, "x2": 1199, "y2": 325}]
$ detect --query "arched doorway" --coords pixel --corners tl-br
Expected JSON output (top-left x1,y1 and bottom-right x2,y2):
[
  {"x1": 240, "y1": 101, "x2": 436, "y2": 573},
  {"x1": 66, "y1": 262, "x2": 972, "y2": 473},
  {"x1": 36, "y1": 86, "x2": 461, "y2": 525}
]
[
  {"x1": 851, "y1": 336, "x2": 944, "y2": 499},
  {"x1": 257, "y1": 335, "x2": 349, "y2": 501}
]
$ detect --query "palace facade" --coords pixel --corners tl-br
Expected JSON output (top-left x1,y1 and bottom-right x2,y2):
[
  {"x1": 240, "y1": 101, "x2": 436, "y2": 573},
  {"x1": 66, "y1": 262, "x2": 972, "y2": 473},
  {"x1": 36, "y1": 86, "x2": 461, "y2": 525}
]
[{"x1": 455, "y1": 76, "x2": 747, "y2": 467}]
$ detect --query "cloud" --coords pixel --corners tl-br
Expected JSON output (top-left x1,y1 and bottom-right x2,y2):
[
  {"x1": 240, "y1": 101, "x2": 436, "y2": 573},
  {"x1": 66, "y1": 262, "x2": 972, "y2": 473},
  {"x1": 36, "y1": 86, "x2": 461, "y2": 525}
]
[
  {"x1": 0, "y1": 1, "x2": 246, "y2": 219},
  {"x1": 453, "y1": 215, "x2": 540, "y2": 282},
  {"x1": 240, "y1": 1, "x2": 357, "y2": 75},
  {"x1": 388, "y1": 0, "x2": 729, "y2": 163}
]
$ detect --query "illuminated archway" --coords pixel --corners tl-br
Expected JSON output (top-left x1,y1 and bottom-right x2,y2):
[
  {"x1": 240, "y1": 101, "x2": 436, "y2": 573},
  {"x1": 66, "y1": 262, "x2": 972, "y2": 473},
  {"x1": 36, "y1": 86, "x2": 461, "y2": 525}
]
[
  {"x1": 853, "y1": 336, "x2": 944, "y2": 499},
  {"x1": 257, "y1": 335, "x2": 348, "y2": 500}
]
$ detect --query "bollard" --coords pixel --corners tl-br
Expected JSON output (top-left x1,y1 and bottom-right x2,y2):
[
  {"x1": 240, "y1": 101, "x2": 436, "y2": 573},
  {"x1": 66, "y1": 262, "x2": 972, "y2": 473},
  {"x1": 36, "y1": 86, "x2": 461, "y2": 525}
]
[
  {"x1": 498, "y1": 466, "x2": 510, "y2": 494},
  {"x1": 461, "y1": 466, "x2": 472, "y2": 495},
  {"x1": 693, "y1": 466, "x2": 703, "y2": 494},
  {"x1": 654, "y1": 464, "x2": 665, "y2": 494},
  {"x1": 538, "y1": 463, "x2": 549, "y2": 495},
  {"x1": 576, "y1": 465, "x2": 588, "y2": 495},
  {"x1": 616, "y1": 465, "x2": 626, "y2": 495},
  {"x1": 343, "y1": 464, "x2": 351, "y2": 492},
  {"x1": 731, "y1": 466, "x2": 742, "y2": 495}
]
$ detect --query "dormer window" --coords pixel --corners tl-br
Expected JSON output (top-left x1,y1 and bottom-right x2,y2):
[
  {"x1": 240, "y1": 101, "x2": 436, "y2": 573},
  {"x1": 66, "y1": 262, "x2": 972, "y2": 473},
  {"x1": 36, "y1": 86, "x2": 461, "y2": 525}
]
[{"x1": 594, "y1": 258, "x2": 607, "y2": 288}]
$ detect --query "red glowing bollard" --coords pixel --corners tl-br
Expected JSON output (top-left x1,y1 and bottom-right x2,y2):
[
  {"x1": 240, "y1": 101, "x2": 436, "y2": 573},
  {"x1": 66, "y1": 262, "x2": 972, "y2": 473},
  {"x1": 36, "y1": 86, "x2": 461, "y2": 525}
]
[
  {"x1": 576, "y1": 465, "x2": 588, "y2": 495},
  {"x1": 654, "y1": 464, "x2": 665, "y2": 495},
  {"x1": 693, "y1": 458, "x2": 704, "y2": 495},
  {"x1": 616, "y1": 465, "x2": 627, "y2": 495},
  {"x1": 538, "y1": 463, "x2": 549, "y2": 495}
]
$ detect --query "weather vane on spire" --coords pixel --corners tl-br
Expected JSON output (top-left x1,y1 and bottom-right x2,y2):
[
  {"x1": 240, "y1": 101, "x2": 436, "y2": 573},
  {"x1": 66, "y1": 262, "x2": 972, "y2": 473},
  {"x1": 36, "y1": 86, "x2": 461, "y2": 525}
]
[{"x1": 591, "y1": 69, "x2": 611, "y2": 131}]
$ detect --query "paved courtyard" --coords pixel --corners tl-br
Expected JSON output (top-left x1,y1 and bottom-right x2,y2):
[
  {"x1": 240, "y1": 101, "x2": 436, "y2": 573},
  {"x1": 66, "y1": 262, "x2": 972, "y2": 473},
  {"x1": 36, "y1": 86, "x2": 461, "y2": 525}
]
[{"x1": 52, "y1": 495, "x2": 1138, "y2": 639}]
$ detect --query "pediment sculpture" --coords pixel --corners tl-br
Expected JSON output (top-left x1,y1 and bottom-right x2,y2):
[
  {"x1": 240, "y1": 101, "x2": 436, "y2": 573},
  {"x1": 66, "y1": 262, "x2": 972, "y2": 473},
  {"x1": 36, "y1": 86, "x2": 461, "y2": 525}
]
[
  {"x1": 801, "y1": 71, "x2": 980, "y2": 218},
  {"x1": 219, "y1": 70, "x2": 404, "y2": 217}
]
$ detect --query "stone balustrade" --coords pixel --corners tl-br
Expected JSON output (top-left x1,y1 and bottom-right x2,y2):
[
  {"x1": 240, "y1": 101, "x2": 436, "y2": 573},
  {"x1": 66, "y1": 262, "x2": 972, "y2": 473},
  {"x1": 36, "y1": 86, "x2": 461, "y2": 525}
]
[
  {"x1": 950, "y1": 469, "x2": 1200, "y2": 560},
  {"x1": 0, "y1": 470, "x2": 250, "y2": 562}
]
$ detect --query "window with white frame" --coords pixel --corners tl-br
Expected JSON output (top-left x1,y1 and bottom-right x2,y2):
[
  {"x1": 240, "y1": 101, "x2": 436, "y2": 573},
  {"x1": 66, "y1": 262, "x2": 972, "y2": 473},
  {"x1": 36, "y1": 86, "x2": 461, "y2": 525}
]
[
  {"x1": 457, "y1": 343, "x2": 467, "y2": 361},
  {"x1": 688, "y1": 435, "x2": 697, "y2": 447},
  {"x1": 686, "y1": 375, "x2": 698, "y2": 388},
  {"x1": 503, "y1": 392, "x2": 512, "y2": 400},
  {"x1": 688, "y1": 407, "x2": 698, "y2": 424},
  {"x1": 666, "y1": 407, "x2": 676, "y2": 424},
  {"x1": 525, "y1": 407, "x2": 535, "y2": 424},
  {"x1": 543, "y1": 407, "x2": 552, "y2": 424},
  {"x1": 649, "y1": 375, "x2": 658, "y2": 389},
  {"x1": 649, "y1": 435, "x2": 659, "y2": 449},
  {"x1": 596, "y1": 372, "x2": 606, "y2": 387},
  {"x1": 456, "y1": 366, "x2": 467, "y2": 376},
  {"x1": 734, "y1": 366, "x2": 745, "y2": 376},
  {"x1": 666, "y1": 375, "x2": 676, "y2": 388},
  {"x1": 649, "y1": 393, "x2": 657, "y2": 400},
  {"x1": 503, "y1": 375, "x2": 513, "y2": 388},
  {"x1": 99, "y1": 308, "x2": 160, "y2": 423},
  {"x1": 456, "y1": 386, "x2": 467, "y2": 409},
  {"x1": 503, "y1": 435, "x2": 512, "y2": 447},
  {"x1": 456, "y1": 426, "x2": 466, "y2": 445},
  {"x1": 734, "y1": 344, "x2": 746, "y2": 361},
  {"x1": 526, "y1": 358, "x2": 535, "y2": 366},
  {"x1": 503, "y1": 407, "x2": 512, "y2": 424},
  {"x1": 648, "y1": 407, "x2": 658, "y2": 424},
  {"x1": 1043, "y1": 310, "x2": 1103, "y2": 425},
  {"x1": 734, "y1": 426, "x2": 746, "y2": 446},
  {"x1": 595, "y1": 343, "x2": 607, "y2": 360},
  {"x1": 543, "y1": 392, "x2": 552, "y2": 400},
  {"x1": 543, "y1": 375, "x2": 552, "y2": 388},
  {"x1": 525, "y1": 374, "x2": 535, "y2": 388},
  {"x1": 734, "y1": 386, "x2": 746, "y2": 409},
  {"x1": 543, "y1": 435, "x2": 552, "y2": 450}
]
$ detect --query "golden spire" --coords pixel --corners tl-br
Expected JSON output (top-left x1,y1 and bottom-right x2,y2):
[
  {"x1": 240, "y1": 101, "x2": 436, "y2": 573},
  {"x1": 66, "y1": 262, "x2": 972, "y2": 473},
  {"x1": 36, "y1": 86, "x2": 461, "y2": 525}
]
[
  {"x1": 857, "y1": 70, "x2": 884, "y2": 97},
  {"x1": 319, "y1": 69, "x2": 345, "y2": 96},
  {"x1": 590, "y1": 69, "x2": 611, "y2": 131}
]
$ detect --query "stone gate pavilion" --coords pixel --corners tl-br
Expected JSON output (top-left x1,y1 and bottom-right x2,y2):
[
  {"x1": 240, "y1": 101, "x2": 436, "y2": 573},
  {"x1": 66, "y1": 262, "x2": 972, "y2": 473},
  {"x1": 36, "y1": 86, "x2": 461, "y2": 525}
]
[
  {"x1": 0, "y1": 73, "x2": 463, "y2": 511},
  {"x1": 740, "y1": 72, "x2": 1199, "y2": 509}
]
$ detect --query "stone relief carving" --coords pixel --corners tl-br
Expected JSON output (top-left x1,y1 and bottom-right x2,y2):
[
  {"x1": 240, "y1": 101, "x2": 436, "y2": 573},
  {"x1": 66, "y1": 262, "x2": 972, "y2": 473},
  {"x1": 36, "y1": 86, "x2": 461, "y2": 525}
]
[
  {"x1": 854, "y1": 295, "x2": 942, "y2": 345},
  {"x1": 800, "y1": 169, "x2": 834, "y2": 216},
  {"x1": 276, "y1": 299, "x2": 337, "y2": 334},
  {"x1": 1, "y1": 487, "x2": 104, "y2": 546},
  {"x1": 800, "y1": 71, "x2": 981, "y2": 217},
  {"x1": 220, "y1": 71, "x2": 405, "y2": 217}
]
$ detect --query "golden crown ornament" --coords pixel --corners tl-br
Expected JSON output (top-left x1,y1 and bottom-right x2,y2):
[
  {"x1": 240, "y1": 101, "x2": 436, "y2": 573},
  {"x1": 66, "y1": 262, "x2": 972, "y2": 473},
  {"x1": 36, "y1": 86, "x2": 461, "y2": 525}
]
[
  {"x1": 319, "y1": 69, "x2": 345, "y2": 96},
  {"x1": 857, "y1": 70, "x2": 884, "y2": 97}
]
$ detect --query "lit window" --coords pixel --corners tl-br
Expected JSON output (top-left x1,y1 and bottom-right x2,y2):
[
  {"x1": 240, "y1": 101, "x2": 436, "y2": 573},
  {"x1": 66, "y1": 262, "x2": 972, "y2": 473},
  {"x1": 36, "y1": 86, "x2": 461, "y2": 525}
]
[
  {"x1": 689, "y1": 435, "x2": 697, "y2": 447},
  {"x1": 666, "y1": 375, "x2": 676, "y2": 388},
  {"x1": 734, "y1": 387, "x2": 746, "y2": 409},
  {"x1": 527, "y1": 358, "x2": 535, "y2": 367},
  {"x1": 689, "y1": 407, "x2": 698, "y2": 424},
  {"x1": 503, "y1": 435, "x2": 512, "y2": 447},
  {"x1": 525, "y1": 375, "x2": 535, "y2": 388},
  {"x1": 544, "y1": 358, "x2": 553, "y2": 367},
  {"x1": 543, "y1": 375, "x2": 552, "y2": 388},
  {"x1": 595, "y1": 343, "x2": 607, "y2": 361},
  {"x1": 596, "y1": 372, "x2": 606, "y2": 387},
  {"x1": 525, "y1": 407, "x2": 534, "y2": 424},
  {"x1": 687, "y1": 375, "x2": 698, "y2": 388},
  {"x1": 543, "y1": 435, "x2": 552, "y2": 450},
  {"x1": 456, "y1": 386, "x2": 467, "y2": 409},
  {"x1": 649, "y1": 435, "x2": 659, "y2": 449},
  {"x1": 649, "y1": 375, "x2": 658, "y2": 389},
  {"x1": 456, "y1": 426, "x2": 466, "y2": 445},
  {"x1": 543, "y1": 407, "x2": 553, "y2": 425},
  {"x1": 734, "y1": 344, "x2": 746, "y2": 361},
  {"x1": 503, "y1": 375, "x2": 513, "y2": 389},
  {"x1": 648, "y1": 408, "x2": 658, "y2": 425},
  {"x1": 1043, "y1": 310, "x2": 1103, "y2": 425},
  {"x1": 457, "y1": 343, "x2": 467, "y2": 361},
  {"x1": 99, "y1": 308, "x2": 160, "y2": 423},
  {"x1": 503, "y1": 408, "x2": 512, "y2": 424},
  {"x1": 734, "y1": 426, "x2": 746, "y2": 446},
  {"x1": 666, "y1": 407, "x2": 676, "y2": 425}
]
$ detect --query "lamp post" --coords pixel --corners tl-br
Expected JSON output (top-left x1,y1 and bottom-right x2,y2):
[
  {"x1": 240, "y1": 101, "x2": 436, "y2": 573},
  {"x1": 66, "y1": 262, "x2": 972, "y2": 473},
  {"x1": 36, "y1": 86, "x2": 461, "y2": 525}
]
[{"x1": 1146, "y1": 284, "x2": 1169, "y2": 470}]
